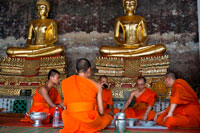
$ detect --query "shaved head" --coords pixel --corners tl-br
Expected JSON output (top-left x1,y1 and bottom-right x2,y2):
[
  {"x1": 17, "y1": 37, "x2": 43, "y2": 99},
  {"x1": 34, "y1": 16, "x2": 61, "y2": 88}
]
[
  {"x1": 164, "y1": 72, "x2": 177, "y2": 88},
  {"x1": 165, "y1": 72, "x2": 177, "y2": 80},
  {"x1": 48, "y1": 69, "x2": 60, "y2": 80},
  {"x1": 76, "y1": 58, "x2": 91, "y2": 73},
  {"x1": 137, "y1": 76, "x2": 146, "y2": 83}
]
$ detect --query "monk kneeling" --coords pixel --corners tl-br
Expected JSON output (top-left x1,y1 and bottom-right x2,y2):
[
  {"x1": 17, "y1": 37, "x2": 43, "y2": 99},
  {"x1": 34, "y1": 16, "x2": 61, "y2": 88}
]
[
  {"x1": 121, "y1": 76, "x2": 157, "y2": 121},
  {"x1": 98, "y1": 75, "x2": 120, "y2": 115},
  {"x1": 154, "y1": 72, "x2": 200, "y2": 129},
  {"x1": 60, "y1": 58, "x2": 112, "y2": 133},
  {"x1": 21, "y1": 69, "x2": 65, "y2": 124}
]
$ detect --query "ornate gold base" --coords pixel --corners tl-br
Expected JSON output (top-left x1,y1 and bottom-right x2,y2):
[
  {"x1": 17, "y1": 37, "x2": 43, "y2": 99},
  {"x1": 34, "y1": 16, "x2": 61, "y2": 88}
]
[
  {"x1": 95, "y1": 55, "x2": 170, "y2": 77},
  {"x1": 0, "y1": 55, "x2": 67, "y2": 97},
  {"x1": 0, "y1": 56, "x2": 66, "y2": 76},
  {"x1": 0, "y1": 74, "x2": 66, "y2": 96}
]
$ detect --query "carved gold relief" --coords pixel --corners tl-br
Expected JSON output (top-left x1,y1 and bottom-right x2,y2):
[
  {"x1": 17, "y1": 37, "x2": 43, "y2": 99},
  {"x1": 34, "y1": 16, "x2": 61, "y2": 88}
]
[
  {"x1": 95, "y1": 55, "x2": 169, "y2": 77},
  {"x1": 0, "y1": 56, "x2": 66, "y2": 76},
  {"x1": 0, "y1": 74, "x2": 65, "y2": 96}
]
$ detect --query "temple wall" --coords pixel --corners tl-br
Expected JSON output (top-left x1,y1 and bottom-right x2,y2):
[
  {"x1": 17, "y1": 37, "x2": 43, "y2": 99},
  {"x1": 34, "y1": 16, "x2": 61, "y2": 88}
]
[{"x1": 0, "y1": 0, "x2": 199, "y2": 87}]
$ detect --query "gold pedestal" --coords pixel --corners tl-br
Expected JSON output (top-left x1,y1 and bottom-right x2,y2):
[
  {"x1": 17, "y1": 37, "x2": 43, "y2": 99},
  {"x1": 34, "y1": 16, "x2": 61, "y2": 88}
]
[
  {"x1": 0, "y1": 74, "x2": 66, "y2": 96},
  {"x1": 0, "y1": 56, "x2": 66, "y2": 76},
  {"x1": 0, "y1": 55, "x2": 67, "y2": 96},
  {"x1": 93, "y1": 55, "x2": 170, "y2": 99}
]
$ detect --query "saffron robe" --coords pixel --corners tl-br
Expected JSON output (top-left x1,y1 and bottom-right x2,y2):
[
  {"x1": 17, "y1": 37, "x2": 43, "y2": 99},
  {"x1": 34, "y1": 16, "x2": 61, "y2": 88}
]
[
  {"x1": 125, "y1": 88, "x2": 157, "y2": 120},
  {"x1": 102, "y1": 89, "x2": 120, "y2": 114},
  {"x1": 156, "y1": 79, "x2": 200, "y2": 128},
  {"x1": 60, "y1": 75, "x2": 112, "y2": 133},
  {"x1": 21, "y1": 87, "x2": 63, "y2": 123}
]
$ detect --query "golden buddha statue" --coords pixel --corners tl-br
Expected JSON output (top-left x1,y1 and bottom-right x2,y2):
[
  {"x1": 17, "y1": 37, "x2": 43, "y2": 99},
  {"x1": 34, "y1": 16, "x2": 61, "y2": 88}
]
[
  {"x1": 100, "y1": 0, "x2": 166, "y2": 57},
  {"x1": 6, "y1": 0, "x2": 64, "y2": 58}
]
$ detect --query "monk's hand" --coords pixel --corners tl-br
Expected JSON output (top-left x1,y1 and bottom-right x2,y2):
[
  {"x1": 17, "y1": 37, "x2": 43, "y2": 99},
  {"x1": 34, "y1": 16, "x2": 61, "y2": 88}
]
[
  {"x1": 164, "y1": 113, "x2": 173, "y2": 122},
  {"x1": 142, "y1": 114, "x2": 148, "y2": 121},
  {"x1": 154, "y1": 113, "x2": 158, "y2": 122}
]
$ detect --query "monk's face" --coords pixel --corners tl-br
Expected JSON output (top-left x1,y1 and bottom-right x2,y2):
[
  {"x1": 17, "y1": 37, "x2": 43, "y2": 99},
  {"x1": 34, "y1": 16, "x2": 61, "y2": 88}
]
[
  {"x1": 51, "y1": 73, "x2": 60, "y2": 85},
  {"x1": 164, "y1": 77, "x2": 173, "y2": 88},
  {"x1": 136, "y1": 79, "x2": 145, "y2": 90},
  {"x1": 100, "y1": 77, "x2": 108, "y2": 89}
]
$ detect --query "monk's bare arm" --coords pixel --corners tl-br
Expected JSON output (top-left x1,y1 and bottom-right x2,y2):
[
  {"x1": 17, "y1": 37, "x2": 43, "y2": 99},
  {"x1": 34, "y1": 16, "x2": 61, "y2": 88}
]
[
  {"x1": 96, "y1": 83, "x2": 104, "y2": 116},
  {"x1": 38, "y1": 87, "x2": 56, "y2": 108},
  {"x1": 167, "y1": 103, "x2": 177, "y2": 116},
  {"x1": 142, "y1": 105, "x2": 152, "y2": 121},
  {"x1": 89, "y1": 79, "x2": 104, "y2": 115},
  {"x1": 154, "y1": 109, "x2": 166, "y2": 121},
  {"x1": 59, "y1": 102, "x2": 66, "y2": 109},
  {"x1": 163, "y1": 103, "x2": 177, "y2": 122},
  {"x1": 121, "y1": 91, "x2": 135, "y2": 112}
]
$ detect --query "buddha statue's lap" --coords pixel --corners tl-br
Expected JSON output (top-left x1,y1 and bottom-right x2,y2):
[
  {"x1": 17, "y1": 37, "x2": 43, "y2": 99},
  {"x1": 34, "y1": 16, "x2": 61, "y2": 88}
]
[
  {"x1": 6, "y1": 0, "x2": 64, "y2": 58},
  {"x1": 100, "y1": 0, "x2": 166, "y2": 57}
]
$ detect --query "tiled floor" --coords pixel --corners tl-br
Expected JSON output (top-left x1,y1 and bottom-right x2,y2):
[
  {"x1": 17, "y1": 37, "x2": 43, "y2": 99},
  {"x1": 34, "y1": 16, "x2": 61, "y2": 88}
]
[
  {"x1": 0, "y1": 126, "x2": 60, "y2": 133},
  {"x1": 0, "y1": 116, "x2": 200, "y2": 133},
  {"x1": 1, "y1": 126, "x2": 200, "y2": 133}
]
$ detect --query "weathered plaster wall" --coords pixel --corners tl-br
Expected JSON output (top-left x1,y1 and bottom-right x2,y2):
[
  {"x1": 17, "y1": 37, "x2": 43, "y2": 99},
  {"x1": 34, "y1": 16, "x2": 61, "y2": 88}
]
[{"x1": 0, "y1": 0, "x2": 199, "y2": 87}]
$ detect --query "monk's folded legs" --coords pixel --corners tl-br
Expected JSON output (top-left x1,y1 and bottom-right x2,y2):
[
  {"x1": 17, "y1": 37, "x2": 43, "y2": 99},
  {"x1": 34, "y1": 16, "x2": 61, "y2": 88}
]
[{"x1": 165, "y1": 115, "x2": 191, "y2": 128}]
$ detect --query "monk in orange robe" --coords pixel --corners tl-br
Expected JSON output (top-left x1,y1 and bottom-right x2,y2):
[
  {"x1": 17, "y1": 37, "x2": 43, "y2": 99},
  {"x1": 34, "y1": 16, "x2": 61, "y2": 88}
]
[
  {"x1": 154, "y1": 72, "x2": 200, "y2": 129},
  {"x1": 21, "y1": 69, "x2": 65, "y2": 123},
  {"x1": 98, "y1": 75, "x2": 120, "y2": 115},
  {"x1": 60, "y1": 58, "x2": 112, "y2": 133},
  {"x1": 121, "y1": 76, "x2": 157, "y2": 121}
]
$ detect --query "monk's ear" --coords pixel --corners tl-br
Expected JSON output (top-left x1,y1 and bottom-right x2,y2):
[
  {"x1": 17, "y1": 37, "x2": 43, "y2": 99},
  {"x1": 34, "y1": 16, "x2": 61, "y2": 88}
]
[{"x1": 87, "y1": 67, "x2": 91, "y2": 72}]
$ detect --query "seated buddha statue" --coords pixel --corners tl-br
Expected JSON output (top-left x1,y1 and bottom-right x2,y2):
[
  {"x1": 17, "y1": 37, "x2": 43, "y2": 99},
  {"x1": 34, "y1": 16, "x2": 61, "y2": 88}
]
[
  {"x1": 6, "y1": 0, "x2": 64, "y2": 58},
  {"x1": 100, "y1": 0, "x2": 166, "y2": 57}
]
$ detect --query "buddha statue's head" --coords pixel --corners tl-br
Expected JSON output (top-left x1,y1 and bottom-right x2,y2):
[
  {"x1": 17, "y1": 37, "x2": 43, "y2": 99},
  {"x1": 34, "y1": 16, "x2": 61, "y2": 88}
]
[
  {"x1": 123, "y1": 0, "x2": 137, "y2": 14},
  {"x1": 36, "y1": 0, "x2": 50, "y2": 17}
]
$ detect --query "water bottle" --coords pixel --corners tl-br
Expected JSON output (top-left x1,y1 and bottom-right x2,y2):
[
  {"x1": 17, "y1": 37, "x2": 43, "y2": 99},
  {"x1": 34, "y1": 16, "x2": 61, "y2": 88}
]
[{"x1": 53, "y1": 107, "x2": 59, "y2": 127}]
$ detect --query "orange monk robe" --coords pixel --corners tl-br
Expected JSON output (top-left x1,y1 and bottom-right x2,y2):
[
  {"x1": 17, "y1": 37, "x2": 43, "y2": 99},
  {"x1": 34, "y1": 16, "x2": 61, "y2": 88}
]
[
  {"x1": 60, "y1": 75, "x2": 113, "y2": 133},
  {"x1": 21, "y1": 87, "x2": 63, "y2": 123},
  {"x1": 156, "y1": 79, "x2": 200, "y2": 128},
  {"x1": 102, "y1": 89, "x2": 120, "y2": 114},
  {"x1": 125, "y1": 88, "x2": 157, "y2": 120}
]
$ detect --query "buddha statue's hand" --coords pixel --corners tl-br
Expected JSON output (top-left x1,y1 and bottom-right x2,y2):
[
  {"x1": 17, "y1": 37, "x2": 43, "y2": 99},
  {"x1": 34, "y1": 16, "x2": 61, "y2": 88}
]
[
  {"x1": 121, "y1": 43, "x2": 141, "y2": 48},
  {"x1": 28, "y1": 44, "x2": 47, "y2": 49}
]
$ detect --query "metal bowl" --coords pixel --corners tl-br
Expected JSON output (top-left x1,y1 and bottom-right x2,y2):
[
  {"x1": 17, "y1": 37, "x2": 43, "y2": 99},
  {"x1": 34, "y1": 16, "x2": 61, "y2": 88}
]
[
  {"x1": 140, "y1": 120, "x2": 156, "y2": 127},
  {"x1": 126, "y1": 118, "x2": 138, "y2": 127},
  {"x1": 29, "y1": 112, "x2": 47, "y2": 127}
]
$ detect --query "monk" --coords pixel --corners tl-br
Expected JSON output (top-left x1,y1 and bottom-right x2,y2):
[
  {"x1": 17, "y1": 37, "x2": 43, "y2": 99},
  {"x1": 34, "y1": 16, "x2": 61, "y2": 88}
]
[
  {"x1": 98, "y1": 75, "x2": 120, "y2": 115},
  {"x1": 154, "y1": 72, "x2": 200, "y2": 129},
  {"x1": 121, "y1": 76, "x2": 157, "y2": 121},
  {"x1": 60, "y1": 58, "x2": 112, "y2": 133},
  {"x1": 21, "y1": 69, "x2": 65, "y2": 123}
]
